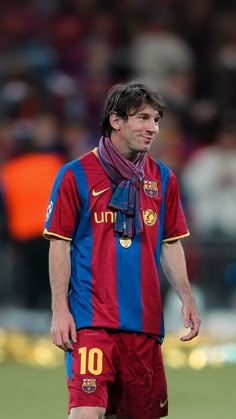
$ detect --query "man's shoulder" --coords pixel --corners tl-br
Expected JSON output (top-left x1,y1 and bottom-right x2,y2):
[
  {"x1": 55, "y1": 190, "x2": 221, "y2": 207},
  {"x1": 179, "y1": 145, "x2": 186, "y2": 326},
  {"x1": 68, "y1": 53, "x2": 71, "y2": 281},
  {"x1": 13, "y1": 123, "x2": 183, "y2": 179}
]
[
  {"x1": 79, "y1": 148, "x2": 98, "y2": 162},
  {"x1": 60, "y1": 149, "x2": 99, "y2": 173},
  {"x1": 79, "y1": 148, "x2": 102, "y2": 169}
]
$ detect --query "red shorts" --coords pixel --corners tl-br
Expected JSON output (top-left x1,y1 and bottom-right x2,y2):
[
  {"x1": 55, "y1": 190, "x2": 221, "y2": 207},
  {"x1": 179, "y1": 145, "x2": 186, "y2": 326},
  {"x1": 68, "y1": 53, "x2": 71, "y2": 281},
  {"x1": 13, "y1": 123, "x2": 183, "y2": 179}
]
[{"x1": 66, "y1": 328, "x2": 168, "y2": 419}]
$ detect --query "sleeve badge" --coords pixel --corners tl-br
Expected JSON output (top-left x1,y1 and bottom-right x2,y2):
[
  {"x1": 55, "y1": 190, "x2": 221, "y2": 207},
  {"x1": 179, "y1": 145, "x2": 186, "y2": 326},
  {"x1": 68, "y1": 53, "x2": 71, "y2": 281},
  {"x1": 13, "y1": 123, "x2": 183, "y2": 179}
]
[{"x1": 46, "y1": 201, "x2": 53, "y2": 222}]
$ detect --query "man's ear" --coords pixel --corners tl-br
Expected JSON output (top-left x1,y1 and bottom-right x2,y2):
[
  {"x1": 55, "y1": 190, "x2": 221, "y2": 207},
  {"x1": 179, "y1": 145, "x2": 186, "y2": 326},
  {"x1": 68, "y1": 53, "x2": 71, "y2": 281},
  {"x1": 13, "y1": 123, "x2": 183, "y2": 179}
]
[{"x1": 109, "y1": 113, "x2": 121, "y2": 131}]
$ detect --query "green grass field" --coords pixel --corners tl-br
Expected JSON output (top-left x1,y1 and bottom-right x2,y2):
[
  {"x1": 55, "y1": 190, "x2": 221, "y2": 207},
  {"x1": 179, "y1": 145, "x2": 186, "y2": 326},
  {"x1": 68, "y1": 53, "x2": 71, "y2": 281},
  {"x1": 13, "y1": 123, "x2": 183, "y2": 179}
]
[{"x1": 0, "y1": 363, "x2": 235, "y2": 418}]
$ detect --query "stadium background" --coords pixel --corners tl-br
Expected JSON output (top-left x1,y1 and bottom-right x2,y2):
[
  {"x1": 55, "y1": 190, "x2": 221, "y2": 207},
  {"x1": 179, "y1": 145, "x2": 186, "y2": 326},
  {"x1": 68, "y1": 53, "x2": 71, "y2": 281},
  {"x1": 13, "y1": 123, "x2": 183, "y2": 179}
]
[{"x1": 0, "y1": 1, "x2": 236, "y2": 418}]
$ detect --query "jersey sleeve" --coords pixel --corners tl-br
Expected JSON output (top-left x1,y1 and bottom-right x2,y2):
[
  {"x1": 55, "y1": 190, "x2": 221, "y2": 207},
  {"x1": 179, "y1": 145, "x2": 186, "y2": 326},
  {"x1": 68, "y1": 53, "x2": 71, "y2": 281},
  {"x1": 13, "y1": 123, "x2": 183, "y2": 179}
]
[
  {"x1": 162, "y1": 172, "x2": 189, "y2": 242},
  {"x1": 43, "y1": 166, "x2": 80, "y2": 240}
]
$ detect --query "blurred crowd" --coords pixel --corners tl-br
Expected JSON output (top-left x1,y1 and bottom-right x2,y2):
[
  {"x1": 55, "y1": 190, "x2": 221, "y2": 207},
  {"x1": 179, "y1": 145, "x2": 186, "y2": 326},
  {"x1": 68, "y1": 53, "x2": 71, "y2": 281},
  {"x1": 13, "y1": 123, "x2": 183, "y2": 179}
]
[{"x1": 0, "y1": 0, "x2": 236, "y2": 314}]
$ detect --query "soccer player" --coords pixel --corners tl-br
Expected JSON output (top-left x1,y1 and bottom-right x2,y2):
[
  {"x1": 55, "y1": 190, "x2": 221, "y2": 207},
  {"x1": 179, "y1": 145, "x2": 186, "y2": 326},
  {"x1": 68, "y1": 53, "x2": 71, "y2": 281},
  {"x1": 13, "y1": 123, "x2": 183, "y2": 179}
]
[{"x1": 43, "y1": 81, "x2": 201, "y2": 419}]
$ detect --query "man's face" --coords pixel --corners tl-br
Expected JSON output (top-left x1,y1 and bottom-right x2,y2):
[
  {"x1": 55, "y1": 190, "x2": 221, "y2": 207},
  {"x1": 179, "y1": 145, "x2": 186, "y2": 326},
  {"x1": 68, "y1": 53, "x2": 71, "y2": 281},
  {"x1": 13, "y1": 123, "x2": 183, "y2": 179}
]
[{"x1": 111, "y1": 104, "x2": 160, "y2": 159}]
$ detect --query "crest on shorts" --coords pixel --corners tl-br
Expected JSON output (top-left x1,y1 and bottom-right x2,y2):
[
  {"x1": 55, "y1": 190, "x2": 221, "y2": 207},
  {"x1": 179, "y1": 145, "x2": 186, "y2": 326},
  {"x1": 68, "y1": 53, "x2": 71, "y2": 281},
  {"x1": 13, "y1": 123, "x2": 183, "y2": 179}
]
[
  {"x1": 143, "y1": 180, "x2": 158, "y2": 198},
  {"x1": 82, "y1": 378, "x2": 97, "y2": 393}
]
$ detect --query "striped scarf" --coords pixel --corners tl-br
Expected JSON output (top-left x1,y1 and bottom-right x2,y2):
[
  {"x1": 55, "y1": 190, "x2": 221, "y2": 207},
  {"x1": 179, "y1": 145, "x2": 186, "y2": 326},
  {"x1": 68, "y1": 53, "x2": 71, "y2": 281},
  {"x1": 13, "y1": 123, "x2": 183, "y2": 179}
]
[{"x1": 98, "y1": 136, "x2": 146, "y2": 237}]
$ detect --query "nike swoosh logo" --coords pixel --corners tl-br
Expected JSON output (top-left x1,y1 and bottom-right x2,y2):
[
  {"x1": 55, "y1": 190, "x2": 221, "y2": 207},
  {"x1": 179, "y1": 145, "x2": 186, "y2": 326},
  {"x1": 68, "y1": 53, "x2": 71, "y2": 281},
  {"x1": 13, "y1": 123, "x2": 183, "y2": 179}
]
[
  {"x1": 160, "y1": 399, "x2": 168, "y2": 408},
  {"x1": 92, "y1": 187, "x2": 110, "y2": 197}
]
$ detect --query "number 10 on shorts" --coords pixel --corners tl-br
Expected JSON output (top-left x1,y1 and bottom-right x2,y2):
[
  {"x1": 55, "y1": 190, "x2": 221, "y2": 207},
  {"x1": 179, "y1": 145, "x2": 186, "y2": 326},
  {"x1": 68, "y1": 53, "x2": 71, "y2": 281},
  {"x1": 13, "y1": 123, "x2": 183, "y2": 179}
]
[{"x1": 78, "y1": 347, "x2": 103, "y2": 375}]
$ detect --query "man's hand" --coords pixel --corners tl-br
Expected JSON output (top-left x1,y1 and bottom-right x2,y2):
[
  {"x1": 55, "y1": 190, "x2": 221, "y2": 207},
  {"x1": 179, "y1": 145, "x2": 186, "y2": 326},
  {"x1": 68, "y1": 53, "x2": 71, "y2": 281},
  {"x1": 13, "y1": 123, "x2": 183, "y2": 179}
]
[
  {"x1": 180, "y1": 296, "x2": 201, "y2": 342},
  {"x1": 50, "y1": 307, "x2": 77, "y2": 351}
]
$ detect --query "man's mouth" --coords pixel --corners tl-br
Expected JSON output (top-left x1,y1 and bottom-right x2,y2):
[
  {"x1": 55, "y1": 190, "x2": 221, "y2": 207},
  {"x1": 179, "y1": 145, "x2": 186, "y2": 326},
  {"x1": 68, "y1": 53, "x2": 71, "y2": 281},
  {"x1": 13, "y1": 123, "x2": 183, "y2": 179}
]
[{"x1": 142, "y1": 136, "x2": 154, "y2": 142}]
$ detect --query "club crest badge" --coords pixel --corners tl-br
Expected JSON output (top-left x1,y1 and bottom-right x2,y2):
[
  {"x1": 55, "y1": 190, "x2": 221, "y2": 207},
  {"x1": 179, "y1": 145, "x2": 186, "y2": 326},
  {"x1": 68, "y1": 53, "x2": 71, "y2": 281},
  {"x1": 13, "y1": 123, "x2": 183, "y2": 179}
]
[
  {"x1": 143, "y1": 180, "x2": 158, "y2": 198},
  {"x1": 82, "y1": 378, "x2": 97, "y2": 393}
]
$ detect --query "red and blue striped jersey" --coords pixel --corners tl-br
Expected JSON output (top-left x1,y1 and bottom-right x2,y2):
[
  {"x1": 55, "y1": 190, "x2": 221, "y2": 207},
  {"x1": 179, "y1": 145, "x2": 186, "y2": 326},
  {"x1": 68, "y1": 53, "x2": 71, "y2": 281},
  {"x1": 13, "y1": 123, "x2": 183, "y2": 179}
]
[{"x1": 44, "y1": 149, "x2": 189, "y2": 339}]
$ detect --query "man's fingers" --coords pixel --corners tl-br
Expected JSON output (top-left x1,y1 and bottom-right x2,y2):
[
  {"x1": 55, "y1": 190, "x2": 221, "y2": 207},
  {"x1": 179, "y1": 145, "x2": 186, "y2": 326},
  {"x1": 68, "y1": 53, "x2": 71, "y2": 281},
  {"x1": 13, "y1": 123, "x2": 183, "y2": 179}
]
[
  {"x1": 180, "y1": 328, "x2": 199, "y2": 341},
  {"x1": 70, "y1": 322, "x2": 77, "y2": 344},
  {"x1": 51, "y1": 328, "x2": 74, "y2": 351},
  {"x1": 180, "y1": 315, "x2": 201, "y2": 341},
  {"x1": 51, "y1": 330, "x2": 66, "y2": 351},
  {"x1": 62, "y1": 331, "x2": 74, "y2": 351}
]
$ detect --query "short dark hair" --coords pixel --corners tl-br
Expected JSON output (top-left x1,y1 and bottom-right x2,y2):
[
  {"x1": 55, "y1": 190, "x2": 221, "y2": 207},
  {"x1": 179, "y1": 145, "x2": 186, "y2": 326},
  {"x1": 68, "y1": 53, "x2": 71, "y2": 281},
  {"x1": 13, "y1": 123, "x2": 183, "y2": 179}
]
[{"x1": 101, "y1": 81, "x2": 165, "y2": 136}]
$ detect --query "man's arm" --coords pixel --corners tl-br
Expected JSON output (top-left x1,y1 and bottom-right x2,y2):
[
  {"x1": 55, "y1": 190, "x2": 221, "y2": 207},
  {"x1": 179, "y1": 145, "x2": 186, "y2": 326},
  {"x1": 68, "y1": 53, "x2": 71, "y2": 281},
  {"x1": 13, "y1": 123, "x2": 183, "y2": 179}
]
[
  {"x1": 49, "y1": 238, "x2": 77, "y2": 351},
  {"x1": 161, "y1": 240, "x2": 201, "y2": 341}
]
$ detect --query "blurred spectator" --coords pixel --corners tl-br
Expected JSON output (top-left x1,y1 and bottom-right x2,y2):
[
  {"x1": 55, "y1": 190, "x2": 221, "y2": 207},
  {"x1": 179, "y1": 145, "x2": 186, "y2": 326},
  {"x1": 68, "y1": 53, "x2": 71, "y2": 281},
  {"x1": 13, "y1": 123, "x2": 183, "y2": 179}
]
[
  {"x1": 182, "y1": 111, "x2": 236, "y2": 308},
  {"x1": 211, "y1": 10, "x2": 236, "y2": 108},
  {"x1": 61, "y1": 118, "x2": 97, "y2": 160},
  {"x1": 0, "y1": 115, "x2": 65, "y2": 309},
  {"x1": 172, "y1": 0, "x2": 214, "y2": 99},
  {"x1": 129, "y1": 13, "x2": 195, "y2": 129},
  {"x1": 182, "y1": 111, "x2": 236, "y2": 236}
]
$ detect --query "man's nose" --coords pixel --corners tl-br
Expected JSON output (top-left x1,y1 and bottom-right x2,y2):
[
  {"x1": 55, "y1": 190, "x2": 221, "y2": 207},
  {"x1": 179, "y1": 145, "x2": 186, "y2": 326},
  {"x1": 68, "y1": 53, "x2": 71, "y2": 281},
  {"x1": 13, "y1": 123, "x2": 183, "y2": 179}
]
[{"x1": 146, "y1": 120, "x2": 158, "y2": 133}]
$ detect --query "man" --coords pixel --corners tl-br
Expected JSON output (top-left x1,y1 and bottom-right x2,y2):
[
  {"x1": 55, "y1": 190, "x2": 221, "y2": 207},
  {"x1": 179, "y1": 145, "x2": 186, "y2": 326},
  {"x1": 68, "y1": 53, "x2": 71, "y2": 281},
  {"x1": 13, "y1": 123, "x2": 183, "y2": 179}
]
[
  {"x1": 1, "y1": 118, "x2": 64, "y2": 309},
  {"x1": 43, "y1": 81, "x2": 201, "y2": 419}
]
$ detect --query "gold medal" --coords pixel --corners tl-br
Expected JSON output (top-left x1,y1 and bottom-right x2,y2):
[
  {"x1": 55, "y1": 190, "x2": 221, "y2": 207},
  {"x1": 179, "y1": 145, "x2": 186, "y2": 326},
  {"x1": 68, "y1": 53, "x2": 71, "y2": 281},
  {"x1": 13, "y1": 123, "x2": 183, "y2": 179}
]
[{"x1": 119, "y1": 236, "x2": 132, "y2": 248}]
